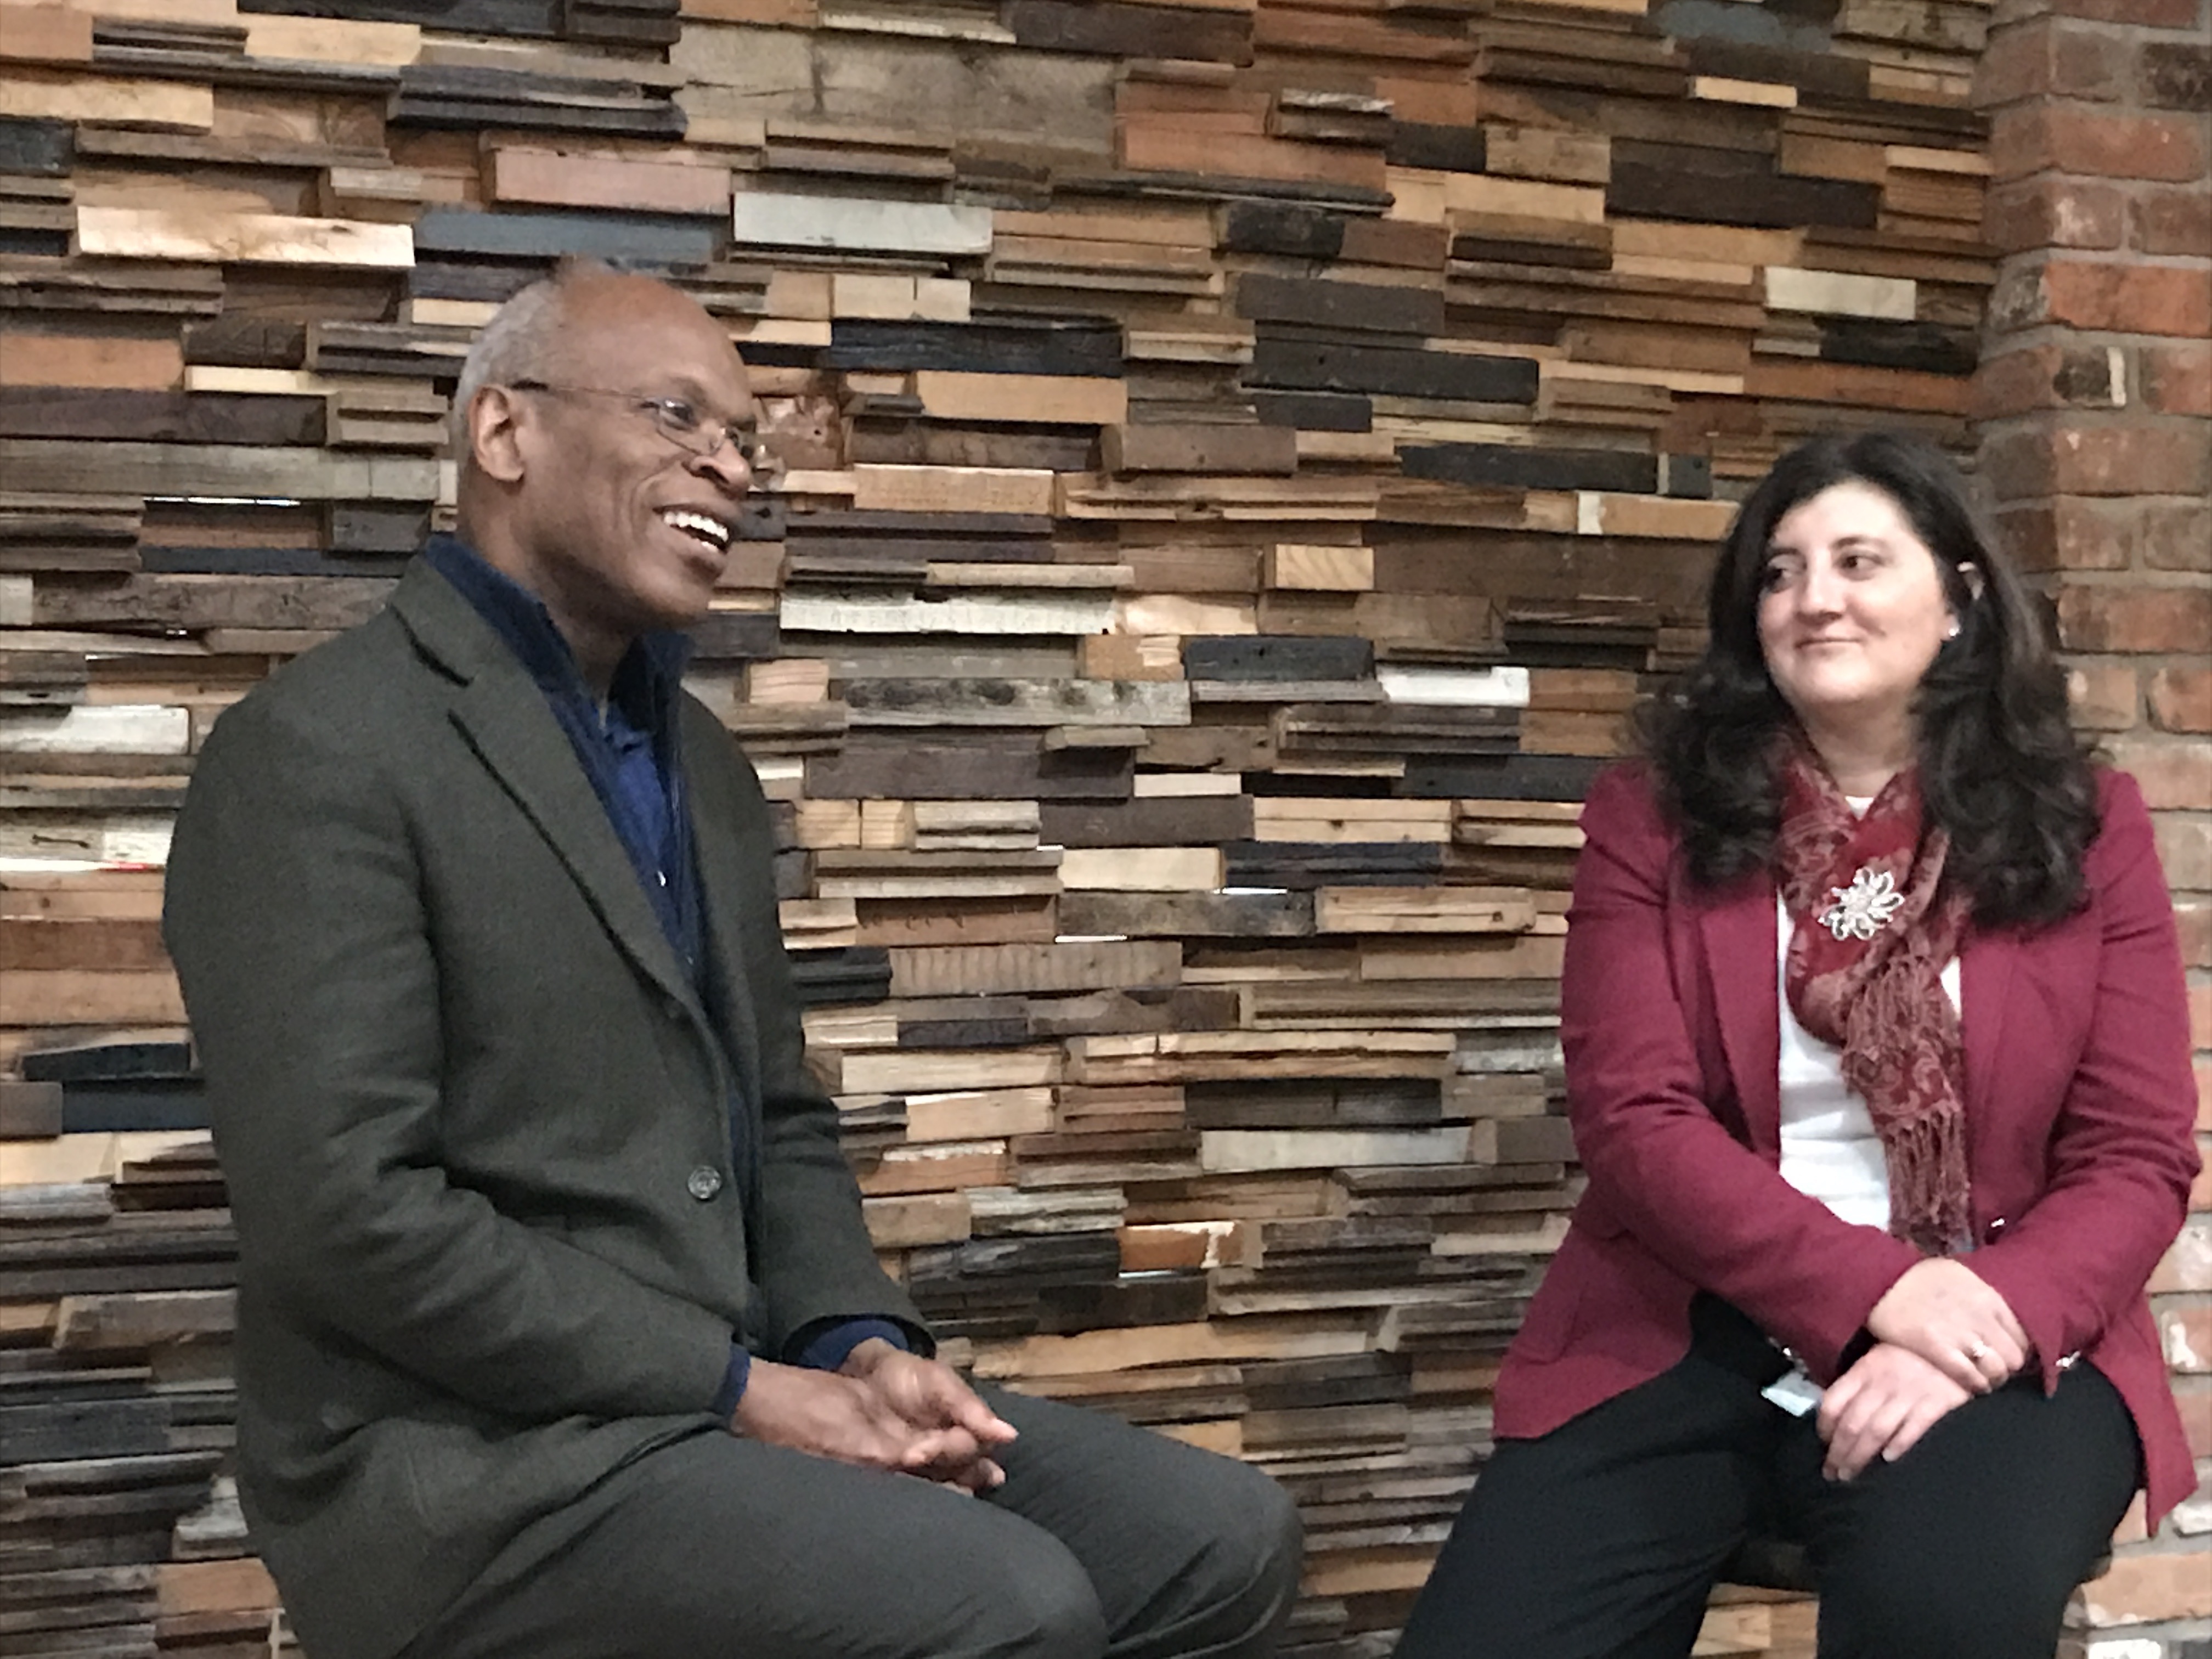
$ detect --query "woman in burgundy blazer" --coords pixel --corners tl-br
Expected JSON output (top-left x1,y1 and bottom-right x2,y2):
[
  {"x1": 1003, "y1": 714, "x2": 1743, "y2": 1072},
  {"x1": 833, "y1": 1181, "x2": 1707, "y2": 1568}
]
[{"x1": 1397, "y1": 433, "x2": 2200, "y2": 1659}]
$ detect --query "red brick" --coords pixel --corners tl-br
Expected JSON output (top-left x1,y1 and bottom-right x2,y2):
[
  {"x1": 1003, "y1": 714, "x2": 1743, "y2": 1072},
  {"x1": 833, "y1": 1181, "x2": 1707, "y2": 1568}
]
[
  {"x1": 2179, "y1": 900, "x2": 2212, "y2": 968},
  {"x1": 2042, "y1": 261, "x2": 2212, "y2": 336},
  {"x1": 2068, "y1": 660, "x2": 2142, "y2": 727},
  {"x1": 2056, "y1": 583, "x2": 2212, "y2": 652},
  {"x1": 2112, "y1": 737, "x2": 2212, "y2": 809},
  {"x1": 1985, "y1": 176, "x2": 2128, "y2": 252},
  {"x1": 2139, "y1": 41, "x2": 2212, "y2": 112},
  {"x1": 2149, "y1": 1218, "x2": 2212, "y2": 1294},
  {"x1": 2045, "y1": 0, "x2": 2204, "y2": 29},
  {"x1": 2177, "y1": 1373, "x2": 2211, "y2": 1458},
  {"x1": 1991, "y1": 105, "x2": 2208, "y2": 183},
  {"x1": 2134, "y1": 185, "x2": 2212, "y2": 256},
  {"x1": 2145, "y1": 497, "x2": 2212, "y2": 572},
  {"x1": 2192, "y1": 981, "x2": 2212, "y2": 1049},
  {"x1": 2000, "y1": 497, "x2": 2136, "y2": 571},
  {"x1": 2143, "y1": 341, "x2": 2212, "y2": 416},
  {"x1": 2156, "y1": 811, "x2": 2212, "y2": 891},
  {"x1": 2159, "y1": 1295, "x2": 2212, "y2": 1370},
  {"x1": 1985, "y1": 422, "x2": 2212, "y2": 497},
  {"x1": 2079, "y1": 1544, "x2": 2212, "y2": 1625},
  {"x1": 1975, "y1": 21, "x2": 2130, "y2": 106},
  {"x1": 1974, "y1": 342, "x2": 2124, "y2": 418},
  {"x1": 2152, "y1": 667, "x2": 2212, "y2": 733}
]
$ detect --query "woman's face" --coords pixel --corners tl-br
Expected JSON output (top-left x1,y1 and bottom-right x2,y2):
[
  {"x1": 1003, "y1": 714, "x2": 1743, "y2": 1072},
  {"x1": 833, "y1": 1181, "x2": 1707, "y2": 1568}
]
[{"x1": 1755, "y1": 479, "x2": 1961, "y2": 742}]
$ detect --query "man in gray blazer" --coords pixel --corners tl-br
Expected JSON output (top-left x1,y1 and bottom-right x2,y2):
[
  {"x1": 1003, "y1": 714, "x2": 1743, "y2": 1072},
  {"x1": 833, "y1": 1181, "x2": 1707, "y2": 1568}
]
[{"x1": 163, "y1": 261, "x2": 1300, "y2": 1659}]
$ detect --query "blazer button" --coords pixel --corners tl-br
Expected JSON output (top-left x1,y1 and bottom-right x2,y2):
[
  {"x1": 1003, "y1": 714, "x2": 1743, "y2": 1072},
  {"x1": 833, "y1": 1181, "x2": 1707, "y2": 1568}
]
[{"x1": 686, "y1": 1166, "x2": 724, "y2": 1201}]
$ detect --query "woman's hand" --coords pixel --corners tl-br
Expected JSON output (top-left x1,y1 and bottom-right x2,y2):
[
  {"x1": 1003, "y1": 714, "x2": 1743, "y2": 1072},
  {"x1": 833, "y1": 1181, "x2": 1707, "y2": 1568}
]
[
  {"x1": 1865, "y1": 1258, "x2": 2029, "y2": 1393},
  {"x1": 1816, "y1": 1342, "x2": 1974, "y2": 1481}
]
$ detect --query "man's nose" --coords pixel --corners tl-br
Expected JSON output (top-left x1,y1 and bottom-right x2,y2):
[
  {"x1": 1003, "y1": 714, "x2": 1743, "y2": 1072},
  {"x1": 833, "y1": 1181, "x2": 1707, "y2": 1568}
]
[{"x1": 691, "y1": 440, "x2": 754, "y2": 497}]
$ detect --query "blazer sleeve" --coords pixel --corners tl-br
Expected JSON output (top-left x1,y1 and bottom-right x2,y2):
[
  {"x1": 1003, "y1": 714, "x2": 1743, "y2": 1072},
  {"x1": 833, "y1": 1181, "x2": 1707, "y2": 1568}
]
[
  {"x1": 165, "y1": 688, "x2": 735, "y2": 1424},
  {"x1": 1964, "y1": 770, "x2": 2201, "y2": 1388},
  {"x1": 1562, "y1": 766, "x2": 1925, "y2": 1379},
  {"x1": 683, "y1": 706, "x2": 932, "y2": 1358}
]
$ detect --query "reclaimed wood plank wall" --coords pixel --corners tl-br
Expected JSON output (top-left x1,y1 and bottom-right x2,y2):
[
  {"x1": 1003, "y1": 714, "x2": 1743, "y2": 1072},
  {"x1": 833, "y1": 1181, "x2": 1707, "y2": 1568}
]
[{"x1": 2, "y1": 0, "x2": 2009, "y2": 1652}]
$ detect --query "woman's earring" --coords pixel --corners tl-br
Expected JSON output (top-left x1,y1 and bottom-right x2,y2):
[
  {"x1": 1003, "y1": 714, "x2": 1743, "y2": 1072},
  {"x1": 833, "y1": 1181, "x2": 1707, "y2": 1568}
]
[{"x1": 1945, "y1": 618, "x2": 1961, "y2": 640}]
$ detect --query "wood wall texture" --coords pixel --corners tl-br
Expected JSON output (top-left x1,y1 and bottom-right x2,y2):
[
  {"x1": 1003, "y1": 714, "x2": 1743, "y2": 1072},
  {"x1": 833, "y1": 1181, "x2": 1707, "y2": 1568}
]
[{"x1": 0, "y1": 0, "x2": 2202, "y2": 1653}]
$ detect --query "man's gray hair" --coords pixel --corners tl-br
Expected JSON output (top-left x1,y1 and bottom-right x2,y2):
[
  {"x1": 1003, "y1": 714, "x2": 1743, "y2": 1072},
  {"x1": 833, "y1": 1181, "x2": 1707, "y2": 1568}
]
[{"x1": 448, "y1": 256, "x2": 618, "y2": 455}]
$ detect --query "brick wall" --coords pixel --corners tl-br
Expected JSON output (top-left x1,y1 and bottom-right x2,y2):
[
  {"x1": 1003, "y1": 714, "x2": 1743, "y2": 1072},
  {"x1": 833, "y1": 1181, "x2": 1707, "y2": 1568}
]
[{"x1": 1975, "y1": 0, "x2": 2212, "y2": 1647}]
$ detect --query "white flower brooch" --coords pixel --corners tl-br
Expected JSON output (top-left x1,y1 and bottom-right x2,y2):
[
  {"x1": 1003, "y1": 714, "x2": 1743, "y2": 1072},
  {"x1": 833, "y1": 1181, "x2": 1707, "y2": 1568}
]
[{"x1": 1820, "y1": 865, "x2": 1905, "y2": 941}]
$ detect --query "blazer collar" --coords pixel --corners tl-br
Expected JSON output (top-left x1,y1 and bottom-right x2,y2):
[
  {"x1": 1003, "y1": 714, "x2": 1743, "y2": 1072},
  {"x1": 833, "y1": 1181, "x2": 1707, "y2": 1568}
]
[{"x1": 389, "y1": 559, "x2": 701, "y2": 1016}]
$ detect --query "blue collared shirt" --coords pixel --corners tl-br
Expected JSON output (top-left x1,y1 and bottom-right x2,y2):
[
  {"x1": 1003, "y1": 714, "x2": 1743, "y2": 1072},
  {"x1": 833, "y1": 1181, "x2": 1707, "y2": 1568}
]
[{"x1": 424, "y1": 537, "x2": 906, "y2": 1414}]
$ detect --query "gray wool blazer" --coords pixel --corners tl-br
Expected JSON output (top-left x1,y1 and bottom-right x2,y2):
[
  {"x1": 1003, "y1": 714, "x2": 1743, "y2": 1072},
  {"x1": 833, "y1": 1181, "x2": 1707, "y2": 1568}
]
[{"x1": 164, "y1": 558, "x2": 924, "y2": 1659}]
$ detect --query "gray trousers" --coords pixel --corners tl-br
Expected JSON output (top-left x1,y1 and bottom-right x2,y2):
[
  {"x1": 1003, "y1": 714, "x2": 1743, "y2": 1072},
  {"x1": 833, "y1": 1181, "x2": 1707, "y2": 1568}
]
[{"x1": 396, "y1": 1388, "x2": 1303, "y2": 1659}]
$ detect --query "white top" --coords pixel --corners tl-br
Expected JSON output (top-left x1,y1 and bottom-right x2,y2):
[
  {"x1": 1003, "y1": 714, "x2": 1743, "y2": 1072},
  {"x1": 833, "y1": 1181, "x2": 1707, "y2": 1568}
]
[{"x1": 1775, "y1": 800, "x2": 1961, "y2": 1230}]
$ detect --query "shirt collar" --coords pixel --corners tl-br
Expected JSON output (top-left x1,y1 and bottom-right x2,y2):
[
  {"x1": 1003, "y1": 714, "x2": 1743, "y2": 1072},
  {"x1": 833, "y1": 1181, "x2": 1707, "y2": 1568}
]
[{"x1": 422, "y1": 533, "x2": 691, "y2": 730}]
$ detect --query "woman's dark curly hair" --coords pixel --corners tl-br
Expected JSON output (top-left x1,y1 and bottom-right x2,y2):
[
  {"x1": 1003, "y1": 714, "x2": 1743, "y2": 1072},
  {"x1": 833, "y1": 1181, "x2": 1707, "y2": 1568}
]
[{"x1": 1636, "y1": 430, "x2": 2098, "y2": 929}]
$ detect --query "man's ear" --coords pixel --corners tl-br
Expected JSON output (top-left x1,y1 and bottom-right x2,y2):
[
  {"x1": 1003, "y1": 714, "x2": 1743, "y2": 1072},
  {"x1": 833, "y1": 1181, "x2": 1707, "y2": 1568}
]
[{"x1": 467, "y1": 385, "x2": 529, "y2": 484}]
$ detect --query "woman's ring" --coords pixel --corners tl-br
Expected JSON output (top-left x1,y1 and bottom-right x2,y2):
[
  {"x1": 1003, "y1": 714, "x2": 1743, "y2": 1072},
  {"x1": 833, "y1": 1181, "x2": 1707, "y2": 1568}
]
[{"x1": 1965, "y1": 1340, "x2": 1991, "y2": 1363}]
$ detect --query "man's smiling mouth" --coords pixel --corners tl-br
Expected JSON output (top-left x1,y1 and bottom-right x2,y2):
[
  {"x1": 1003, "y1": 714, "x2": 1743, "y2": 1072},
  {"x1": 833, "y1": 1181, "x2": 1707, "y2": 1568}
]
[{"x1": 660, "y1": 508, "x2": 731, "y2": 553}]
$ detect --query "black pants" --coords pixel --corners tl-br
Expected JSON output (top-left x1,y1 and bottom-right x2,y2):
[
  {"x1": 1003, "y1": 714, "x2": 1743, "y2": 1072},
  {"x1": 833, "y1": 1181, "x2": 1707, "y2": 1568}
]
[
  {"x1": 1395, "y1": 1299, "x2": 2140, "y2": 1659},
  {"x1": 395, "y1": 1387, "x2": 1301, "y2": 1659}
]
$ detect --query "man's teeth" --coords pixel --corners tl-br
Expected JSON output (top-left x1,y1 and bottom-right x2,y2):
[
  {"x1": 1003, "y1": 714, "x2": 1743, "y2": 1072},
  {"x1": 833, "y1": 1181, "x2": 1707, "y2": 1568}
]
[{"x1": 660, "y1": 509, "x2": 730, "y2": 550}]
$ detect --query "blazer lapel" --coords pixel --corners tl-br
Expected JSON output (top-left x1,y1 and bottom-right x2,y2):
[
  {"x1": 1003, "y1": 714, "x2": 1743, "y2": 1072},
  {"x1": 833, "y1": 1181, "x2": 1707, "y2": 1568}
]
[
  {"x1": 1957, "y1": 925, "x2": 2016, "y2": 1130},
  {"x1": 684, "y1": 729, "x2": 764, "y2": 1115},
  {"x1": 391, "y1": 563, "x2": 700, "y2": 1016},
  {"x1": 1698, "y1": 873, "x2": 1783, "y2": 1153}
]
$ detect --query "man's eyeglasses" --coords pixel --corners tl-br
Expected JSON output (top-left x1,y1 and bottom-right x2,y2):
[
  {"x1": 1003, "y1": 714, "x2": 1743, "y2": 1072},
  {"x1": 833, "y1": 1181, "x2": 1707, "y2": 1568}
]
[{"x1": 505, "y1": 380, "x2": 760, "y2": 466}]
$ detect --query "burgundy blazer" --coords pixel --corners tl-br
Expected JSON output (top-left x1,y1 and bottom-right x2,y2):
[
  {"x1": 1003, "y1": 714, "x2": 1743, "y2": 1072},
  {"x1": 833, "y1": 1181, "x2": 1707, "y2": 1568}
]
[{"x1": 1494, "y1": 764, "x2": 2202, "y2": 1526}]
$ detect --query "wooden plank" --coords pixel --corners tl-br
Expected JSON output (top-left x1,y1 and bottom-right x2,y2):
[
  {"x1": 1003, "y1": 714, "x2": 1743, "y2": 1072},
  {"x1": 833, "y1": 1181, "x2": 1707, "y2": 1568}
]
[
  {"x1": 1, "y1": 68, "x2": 212, "y2": 129},
  {"x1": 913, "y1": 371, "x2": 1127, "y2": 426},
  {"x1": 1058, "y1": 847, "x2": 1224, "y2": 891},
  {"x1": 0, "y1": 3, "x2": 95, "y2": 63},
  {"x1": 732, "y1": 189, "x2": 992, "y2": 255},
  {"x1": 76, "y1": 206, "x2": 413, "y2": 267},
  {"x1": 0, "y1": 334, "x2": 183, "y2": 390},
  {"x1": 486, "y1": 146, "x2": 732, "y2": 215}
]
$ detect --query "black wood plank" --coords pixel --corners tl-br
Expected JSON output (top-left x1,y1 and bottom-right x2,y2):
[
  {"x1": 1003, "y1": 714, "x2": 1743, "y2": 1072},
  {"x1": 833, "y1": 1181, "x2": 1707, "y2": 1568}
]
[
  {"x1": 1250, "y1": 337, "x2": 1538, "y2": 403},
  {"x1": 1237, "y1": 274, "x2": 1445, "y2": 336},
  {"x1": 1037, "y1": 794, "x2": 1253, "y2": 848},
  {"x1": 1664, "y1": 453, "x2": 1713, "y2": 499},
  {"x1": 1183, "y1": 635, "x2": 1375, "y2": 682},
  {"x1": 239, "y1": 0, "x2": 561, "y2": 33},
  {"x1": 412, "y1": 207, "x2": 718, "y2": 264},
  {"x1": 1818, "y1": 319, "x2": 1979, "y2": 376},
  {"x1": 1219, "y1": 200, "x2": 1345, "y2": 259},
  {"x1": 827, "y1": 319, "x2": 1124, "y2": 377},
  {"x1": 61, "y1": 1082, "x2": 209, "y2": 1134},
  {"x1": 1002, "y1": 1, "x2": 1251, "y2": 63},
  {"x1": 685, "y1": 612, "x2": 780, "y2": 661},
  {"x1": 806, "y1": 736, "x2": 1132, "y2": 802},
  {"x1": 1607, "y1": 141, "x2": 1880, "y2": 229},
  {"x1": 329, "y1": 502, "x2": 433, "y2": 555},
  {"x1": 1396, "y1": 752, "x2": 1608, "y2": 800},
  {"x1": 0, "y1": 119, "x2": 72, "y2": 176},
  {"x1": 1385, "y1": 122, "x2": 1486, "y2": 173},
  {"x1": 1251, "y1": 390, "x2": 1371, "y2": 432},
  {"x1": 0, "y1": 388, "x2": 322, "y2": 446},
  {"x1": 1400, "y1": 443, "x2": 1659, "y2": 493},
  {"x1": 1224, "y1": 841, "x2": 1443, "y2": 888}
]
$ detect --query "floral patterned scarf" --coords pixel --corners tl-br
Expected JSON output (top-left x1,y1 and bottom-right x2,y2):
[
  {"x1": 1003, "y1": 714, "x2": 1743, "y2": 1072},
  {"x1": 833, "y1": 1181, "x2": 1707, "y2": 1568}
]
[{"x1": 1776, "y1": 740, "x2": 1974, "y2": 1255}]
